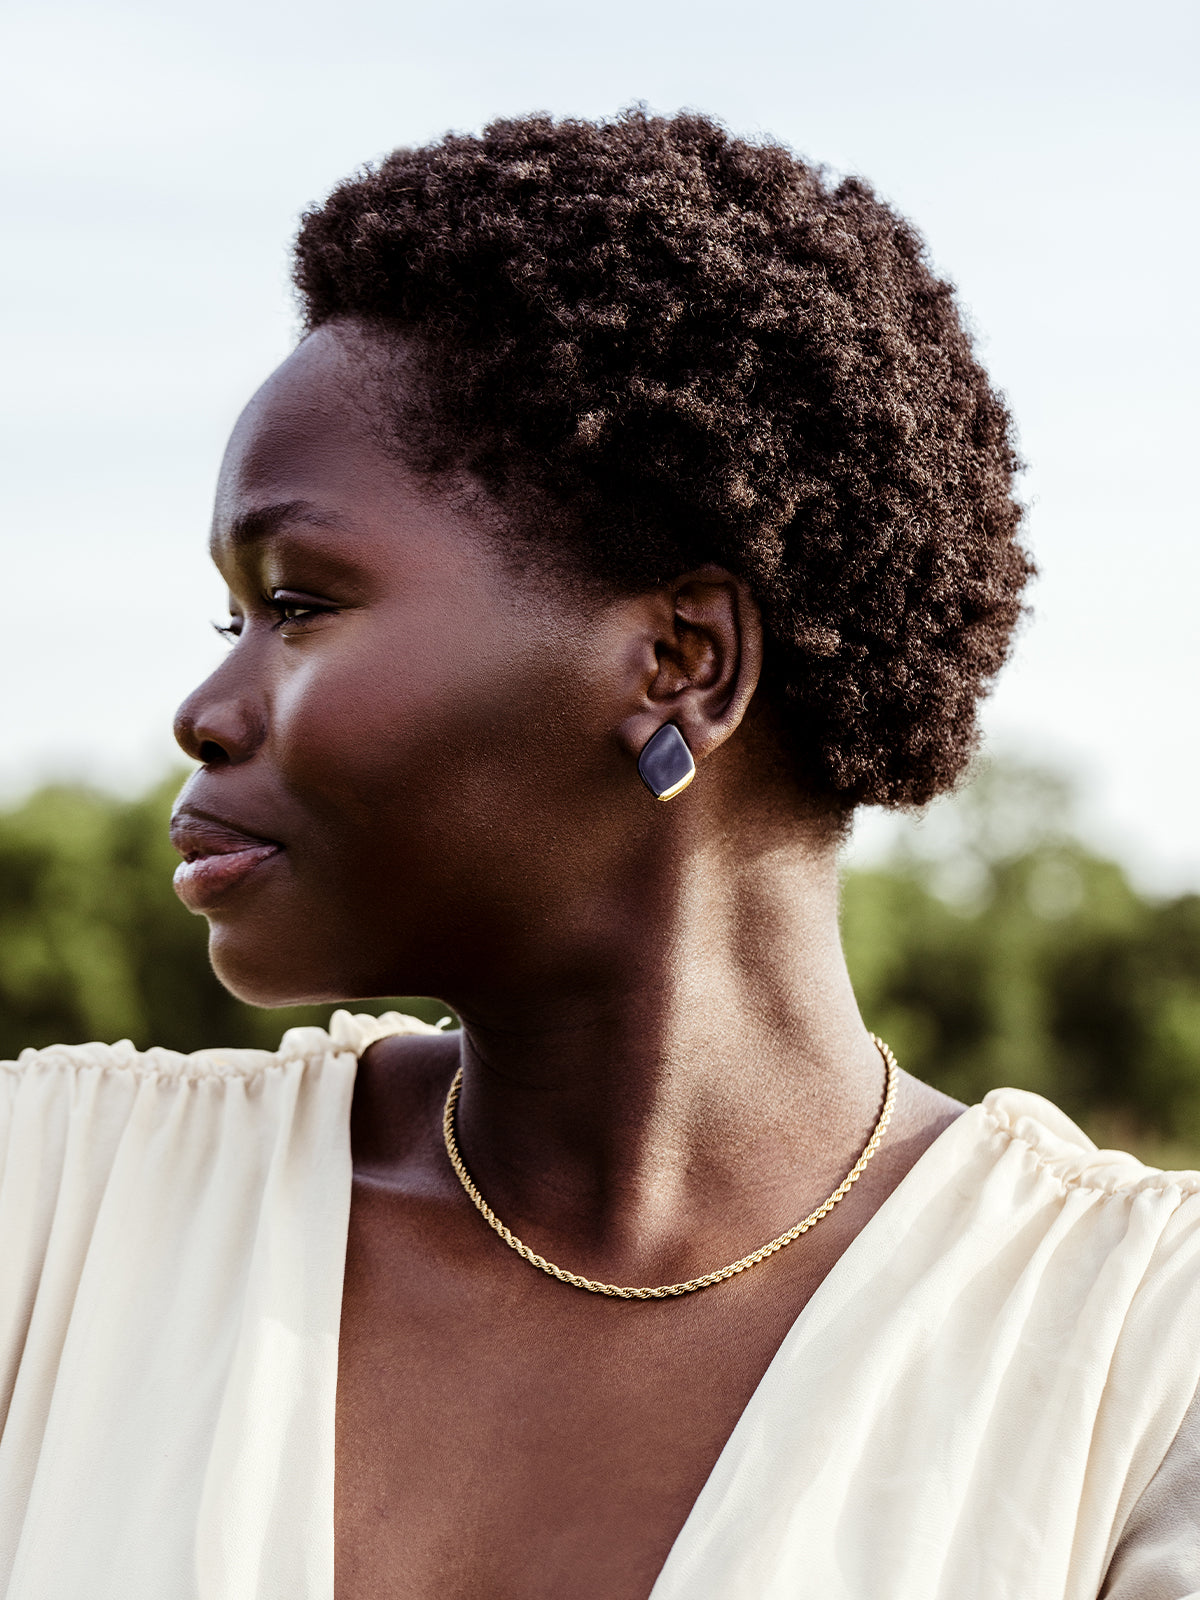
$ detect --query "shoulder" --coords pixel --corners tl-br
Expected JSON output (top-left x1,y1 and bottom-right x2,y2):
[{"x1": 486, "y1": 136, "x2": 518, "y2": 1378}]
[
  {"x1": 976, "y1": 1085, "x2": 1200, "y2": 1208},
  {"x1": 820, "y1": 1086, "x2": 1200, "y2": 1570},
  {"x1": 0, "y1": 1007, "x2": 445, "y2": 1198},
  {"x1": 0, "y1": 1010, "x2": 442, "y2": 1327},
  {"x1": 0, "y1": 1023, "x2": 388, "y2": 1579},
  {"x1": 348, "y1": 1019, "x2": 461, "y2": 1177},
  {"x1": 947, "y1": 1088, "x2": 1200, "y2": 1301},
  {"x1": 950, "y1": 1089, "x2": 1200, "y2": 1505},
  {"x1": 0, "y1": 1007, "x2": 445, "y2": 1087},
  {"x1": 874, "y1": 1085, "x2": 1200, "y2": 1422},
  {"x1": 1, "y1": 1035, "x2": 281, "y2": 1087}
]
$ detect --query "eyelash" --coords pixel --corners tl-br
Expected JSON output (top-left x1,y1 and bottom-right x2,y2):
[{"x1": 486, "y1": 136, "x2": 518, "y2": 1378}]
[{"x1": 212, "y1": 593, "x2": 333, "y2": 642}]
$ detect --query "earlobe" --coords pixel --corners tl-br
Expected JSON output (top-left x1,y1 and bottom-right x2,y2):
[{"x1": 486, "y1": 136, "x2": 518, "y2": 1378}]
[{"x1": 637, "y1": 723, "x2": 696, "y2": 801}]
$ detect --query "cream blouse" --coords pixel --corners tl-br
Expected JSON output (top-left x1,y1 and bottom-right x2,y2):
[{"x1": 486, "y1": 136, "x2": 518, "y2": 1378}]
[{"x1": 2, "y1": 1012, "x2": 1198, "y2": 1599}]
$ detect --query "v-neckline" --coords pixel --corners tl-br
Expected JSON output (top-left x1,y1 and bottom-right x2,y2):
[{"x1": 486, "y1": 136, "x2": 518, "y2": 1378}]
[
  {"x1": 644, "y1": 1100, "x2": 985, "y2": 1597},
  {"x1": 336, "y1": 1013, "x2": 981, "y2": 1599}
]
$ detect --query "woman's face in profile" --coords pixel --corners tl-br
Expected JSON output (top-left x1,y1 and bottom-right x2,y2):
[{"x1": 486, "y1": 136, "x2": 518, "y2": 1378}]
[{"x1": 171, "y1": 327, "x2": 651, "y2": 1011}]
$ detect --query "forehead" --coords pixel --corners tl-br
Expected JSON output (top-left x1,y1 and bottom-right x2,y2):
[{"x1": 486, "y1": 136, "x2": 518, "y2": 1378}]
[
  {"x1": 215, "y1": 326, "x2": 388, "y2": 516},
  {"x1": 207, "y1": 328, "x2": 538, "y2": 604}
]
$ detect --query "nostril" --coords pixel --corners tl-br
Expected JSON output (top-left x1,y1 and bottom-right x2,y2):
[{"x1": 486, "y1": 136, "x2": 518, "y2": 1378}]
[{"x1": 173, "y1": 693, "x2": 263, "y2": 766}]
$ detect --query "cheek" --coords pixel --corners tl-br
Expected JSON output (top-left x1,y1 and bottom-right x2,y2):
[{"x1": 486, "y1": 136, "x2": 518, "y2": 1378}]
[
  {"x1": 205, "y1": 609, "x2": 635, "y2": 1006},
  {"x1": 268, "y1": 614, "x2": 610, "y2": 910},
  {"x1": 271, "y1": 645, "x2": 477, "y2": 879}
]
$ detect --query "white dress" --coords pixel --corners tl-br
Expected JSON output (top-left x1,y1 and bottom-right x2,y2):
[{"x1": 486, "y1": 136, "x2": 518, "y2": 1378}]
[{"x1": 1, "y1": 1012, "x2": 1198, "y2": 1599}]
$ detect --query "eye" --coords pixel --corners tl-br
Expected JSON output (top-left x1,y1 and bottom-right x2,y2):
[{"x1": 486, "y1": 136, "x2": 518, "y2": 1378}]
[
  {"x1": 212, "y1": 618, "x2": 242, "y2": 643},
  {"x1": 268, "y1": 588, "x2": 335, "y2": 633}
]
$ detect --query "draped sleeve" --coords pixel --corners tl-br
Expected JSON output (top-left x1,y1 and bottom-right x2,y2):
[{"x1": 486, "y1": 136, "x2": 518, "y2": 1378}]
[
  {"x1": 650, "y1": 1088, "x2": 1200, "y2": 1600},
  {"x1": 0, "y1": 1010, "x2": 436, "y2": 1600}
]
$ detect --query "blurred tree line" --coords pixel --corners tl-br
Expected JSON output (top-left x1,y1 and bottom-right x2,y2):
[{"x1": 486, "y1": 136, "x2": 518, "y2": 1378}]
[{"x1": 3, "y1": 762, "x2": 1199, "y2": 1167}]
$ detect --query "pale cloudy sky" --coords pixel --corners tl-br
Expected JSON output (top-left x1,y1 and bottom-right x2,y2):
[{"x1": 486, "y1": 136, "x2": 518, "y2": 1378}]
[{"x1": 2, "y1": 0, "x2": 1197, "y2": 884}]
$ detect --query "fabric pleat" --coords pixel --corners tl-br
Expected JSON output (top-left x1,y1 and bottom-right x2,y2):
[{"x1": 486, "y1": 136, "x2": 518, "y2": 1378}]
[
  {"x1": 0, "y1": 1012, "x2": 435, "y2": 1600},
  {"x1": 650, "y1": 1093, "x2": 1200, "y2": 1600}
]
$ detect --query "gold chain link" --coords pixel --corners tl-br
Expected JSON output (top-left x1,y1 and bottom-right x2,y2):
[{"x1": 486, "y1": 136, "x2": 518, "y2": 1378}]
[{"x1": 441, "y1": 1035, "x2": 899, "y2": 1298}]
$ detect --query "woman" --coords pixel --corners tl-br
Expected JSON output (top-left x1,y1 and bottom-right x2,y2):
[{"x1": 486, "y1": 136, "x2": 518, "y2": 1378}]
[{"x1": 2, "y1": 110, "x2": 1197, "y2": 1599}]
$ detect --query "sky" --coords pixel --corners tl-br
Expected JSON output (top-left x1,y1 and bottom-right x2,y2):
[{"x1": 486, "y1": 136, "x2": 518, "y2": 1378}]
[{"x1": 2, "y1": 0, "x2": 1198, "y2": 886}]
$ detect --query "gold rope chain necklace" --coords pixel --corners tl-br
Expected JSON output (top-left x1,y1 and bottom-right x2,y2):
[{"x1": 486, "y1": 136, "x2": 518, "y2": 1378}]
[{"x1": 441, "y1": 1035, "x2": 899, "y2": 1299}]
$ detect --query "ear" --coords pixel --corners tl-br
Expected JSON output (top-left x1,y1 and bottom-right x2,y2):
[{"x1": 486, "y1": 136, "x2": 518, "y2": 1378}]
[{"x1": 620, "y1": 564, "x2": 763, "y2": 771}]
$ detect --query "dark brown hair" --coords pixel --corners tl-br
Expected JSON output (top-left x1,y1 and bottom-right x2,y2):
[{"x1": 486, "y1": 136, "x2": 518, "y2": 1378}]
[{"x1": 294, "y1": 108, "x2": 1032, "y2": 808}]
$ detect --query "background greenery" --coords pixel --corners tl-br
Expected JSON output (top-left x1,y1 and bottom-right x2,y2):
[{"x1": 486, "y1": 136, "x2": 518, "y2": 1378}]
[{"x1": 4, "y1": 762, "x2": 1199, "y2": 1167}]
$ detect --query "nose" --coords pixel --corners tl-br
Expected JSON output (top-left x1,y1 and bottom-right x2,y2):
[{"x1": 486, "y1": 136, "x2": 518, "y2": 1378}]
[{"x1": 173, "y1": 664, "x2": 265, "y2": 767}]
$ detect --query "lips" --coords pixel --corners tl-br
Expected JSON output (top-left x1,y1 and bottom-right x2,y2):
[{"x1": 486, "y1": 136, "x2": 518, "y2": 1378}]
[{"x1": 170, "y1": 808, "x2": 282, "y2": 913}]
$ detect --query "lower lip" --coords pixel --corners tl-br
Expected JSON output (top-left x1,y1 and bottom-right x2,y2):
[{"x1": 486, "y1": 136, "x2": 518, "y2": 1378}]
[{"x1": 173, "y1": 845, "x2": 281, "y2": 912}]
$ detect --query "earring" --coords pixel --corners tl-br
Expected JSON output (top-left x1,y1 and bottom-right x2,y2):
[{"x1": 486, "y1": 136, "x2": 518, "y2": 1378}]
[{"x1": 637, "y1": 723, "x2": 696, "y2": 801}]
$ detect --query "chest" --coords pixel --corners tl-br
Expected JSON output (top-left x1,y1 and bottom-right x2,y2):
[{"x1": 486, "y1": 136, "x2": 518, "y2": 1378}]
[{"x1": 333, "y1": 1177, "x2": 851, "y2": 1600}]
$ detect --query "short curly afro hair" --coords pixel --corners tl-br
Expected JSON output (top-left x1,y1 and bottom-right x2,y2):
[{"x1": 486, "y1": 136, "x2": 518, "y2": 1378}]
[{"x1": 294, "y1": 107, "x2": 1031, "y2": 809}]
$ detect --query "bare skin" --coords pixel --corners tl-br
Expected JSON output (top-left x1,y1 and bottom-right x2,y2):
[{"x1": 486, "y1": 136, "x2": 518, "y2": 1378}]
[{"x1": 173, "y1": 323, "x2": 962, "y2": 1599}]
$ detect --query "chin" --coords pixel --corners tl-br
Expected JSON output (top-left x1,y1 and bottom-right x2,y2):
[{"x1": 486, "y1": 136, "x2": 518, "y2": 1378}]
[{"x1": 207, "y1": 926, "x2": 357, "y2": 1010}]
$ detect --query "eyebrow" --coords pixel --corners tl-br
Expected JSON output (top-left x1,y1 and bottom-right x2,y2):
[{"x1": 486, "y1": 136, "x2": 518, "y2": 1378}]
[{"x1": 220, "y1": 500, "x2": 343, "y2": 550}]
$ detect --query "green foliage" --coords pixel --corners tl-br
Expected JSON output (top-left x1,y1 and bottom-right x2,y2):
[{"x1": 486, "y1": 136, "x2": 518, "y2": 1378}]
[
  {"x1": 842, "y1": 762, "x2": 1200, "y2": 1165},
  {"x1": 2, "y1": 760, "x2": 1199, "y2": 1167}
]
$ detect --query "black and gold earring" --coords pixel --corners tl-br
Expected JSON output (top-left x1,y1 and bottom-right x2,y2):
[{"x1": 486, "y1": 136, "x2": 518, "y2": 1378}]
[{"x1": 637, "y1": 723, "x2": 696, "y2": 801}]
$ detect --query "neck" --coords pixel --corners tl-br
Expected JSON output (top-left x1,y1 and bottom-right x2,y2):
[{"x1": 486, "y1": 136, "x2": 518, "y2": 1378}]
[{"x1": 448, "y1": 812, "x2": 889, "y2": 1286}]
